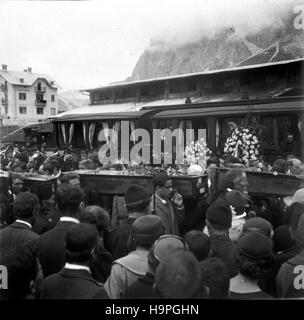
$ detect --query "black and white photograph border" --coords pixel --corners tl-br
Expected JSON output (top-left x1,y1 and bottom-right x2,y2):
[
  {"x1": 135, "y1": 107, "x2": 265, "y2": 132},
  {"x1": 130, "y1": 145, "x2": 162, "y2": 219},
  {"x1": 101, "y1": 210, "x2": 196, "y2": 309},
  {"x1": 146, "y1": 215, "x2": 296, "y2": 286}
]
[{"x1": 0, "y1": 0, "x2": 304, "y2": 309}]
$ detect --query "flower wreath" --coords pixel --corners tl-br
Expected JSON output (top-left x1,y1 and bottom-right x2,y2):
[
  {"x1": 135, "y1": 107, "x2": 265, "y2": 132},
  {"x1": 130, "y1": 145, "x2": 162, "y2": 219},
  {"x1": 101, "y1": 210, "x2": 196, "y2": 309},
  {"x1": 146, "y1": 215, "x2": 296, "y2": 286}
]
[{"x1": 224, "y1": 127, "x2": 260, "y2": 165}]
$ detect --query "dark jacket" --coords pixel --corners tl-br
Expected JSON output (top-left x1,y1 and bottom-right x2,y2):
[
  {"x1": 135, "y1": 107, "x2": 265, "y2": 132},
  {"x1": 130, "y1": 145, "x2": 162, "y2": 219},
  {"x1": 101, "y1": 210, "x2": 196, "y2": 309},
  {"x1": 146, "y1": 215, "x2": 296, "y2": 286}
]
[
  {"x1": 40, "y1": 268, "x2": 108, "y2": 299},
  {"x1": 209, "y1": 233, "x2": 239, "y2": 278},
  {"x1": 0, "y1": 221, "x2": 39, "y2": 250},
  {"x1": 125, "y1": 272, "x2": 157, "y2": 299},
  {"x1": 105, "y1": 217, "x2": 136, "y2": 260},
  {"x1": 32, "y1": 211, "x2": 55, "y2": 235},
  {"x1": 90, "y1": 243, "x2": 114, "y2": 283},
  {"x1": 35, "y1": 220, "x2": 77, "y2": 277},
  {"x1": 276, "y1": 253, "x2": 304, "y2": 298}
]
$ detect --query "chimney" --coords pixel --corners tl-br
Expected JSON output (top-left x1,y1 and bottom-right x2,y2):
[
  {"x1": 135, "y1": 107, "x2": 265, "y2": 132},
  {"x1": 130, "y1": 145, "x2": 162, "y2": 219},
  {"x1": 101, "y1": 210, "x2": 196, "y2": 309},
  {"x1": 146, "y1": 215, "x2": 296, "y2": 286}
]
[
  {"x1": 2, "y1": 64, "x2": 7, "y2": 71},
  {"x1": 27, "y1": 67, "x2": 32, "y2": 73}
]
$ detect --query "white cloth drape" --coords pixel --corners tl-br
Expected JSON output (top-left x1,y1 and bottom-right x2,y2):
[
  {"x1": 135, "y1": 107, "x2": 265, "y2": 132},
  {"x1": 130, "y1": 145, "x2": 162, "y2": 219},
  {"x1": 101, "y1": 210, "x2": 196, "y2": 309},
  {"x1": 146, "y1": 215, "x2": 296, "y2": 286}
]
[
  {"x1": 61, "y1": 123, "x2": 67, "y2": 144},
  {"x1": 130, "y1": 121, "x2": 136, "y2": 143},
  {"x1": 68, "y1": 123, "x2": 74, "y2": 146},
  {"x1": 89, "y1": 123, "x2": 96, "y2": 149},
  {"x1": 82, "y1": 123, "x2": 86, "y2": 145}
]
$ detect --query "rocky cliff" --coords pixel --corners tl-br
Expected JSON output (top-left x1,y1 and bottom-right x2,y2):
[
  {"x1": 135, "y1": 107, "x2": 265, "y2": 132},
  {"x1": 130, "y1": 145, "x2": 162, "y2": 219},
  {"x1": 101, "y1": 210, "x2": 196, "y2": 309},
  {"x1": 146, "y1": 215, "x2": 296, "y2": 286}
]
[{"x1": 128, "y1": 14, "x2": 304, "y2": 81}]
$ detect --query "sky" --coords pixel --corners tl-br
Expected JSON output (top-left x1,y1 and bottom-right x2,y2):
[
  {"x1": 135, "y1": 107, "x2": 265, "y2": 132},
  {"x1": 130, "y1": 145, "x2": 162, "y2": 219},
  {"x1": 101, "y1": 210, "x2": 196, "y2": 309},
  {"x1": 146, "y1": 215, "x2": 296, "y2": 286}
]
[{"x1": 0, "y1": 0, "x2": 301, "y2": 91}]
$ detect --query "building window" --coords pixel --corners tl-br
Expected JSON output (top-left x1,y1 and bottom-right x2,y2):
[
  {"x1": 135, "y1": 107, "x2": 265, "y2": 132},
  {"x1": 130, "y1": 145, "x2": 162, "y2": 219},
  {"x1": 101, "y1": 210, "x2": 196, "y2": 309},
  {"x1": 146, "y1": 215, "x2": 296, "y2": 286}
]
[
  {"x1": 20, "y1": 78, "x2": 24, "y2": 83},
  {"x1": 51, "y1": 108, "x2": 56, "y2": 115},
  {"x1": 5, "y1": 107, "x2": 8, "y2": 115},
  {"x1": 19, "y1": 107, "x2": 27, "y2": 114},
  {"x1": 37, "y1": 107, "x2": 44, "y2": 115},
  {"x1": 51, "y1": 95, "x2": 55, "y2": 102},
  {"x1": 19, "y1": 92, "x2": 26, "y2": 100}
]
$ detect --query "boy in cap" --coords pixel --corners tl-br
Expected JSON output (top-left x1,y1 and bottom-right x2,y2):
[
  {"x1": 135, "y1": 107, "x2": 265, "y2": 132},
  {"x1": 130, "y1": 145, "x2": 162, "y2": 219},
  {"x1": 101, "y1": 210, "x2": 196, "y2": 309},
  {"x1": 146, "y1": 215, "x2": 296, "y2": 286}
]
[
  {"x1": 205, "y1": 198, "x2": 239, "y2": 278},
  {"x1": 105, "y1": 184, "x2": 151, "y2": 260},
  {"x1": 104, "y1": 215, "x2": 164, "y2": 299},
  {"x1": 125, "y1": 234, "x2": 189, "y2": 298}
]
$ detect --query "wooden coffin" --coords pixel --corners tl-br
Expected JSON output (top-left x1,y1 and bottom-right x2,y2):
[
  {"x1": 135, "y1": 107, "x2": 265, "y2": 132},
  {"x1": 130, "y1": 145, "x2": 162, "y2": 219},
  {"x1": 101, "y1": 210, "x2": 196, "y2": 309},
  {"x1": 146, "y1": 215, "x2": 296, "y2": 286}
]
[
  {"x1": 75, "y1": 171, "x2": 208, "y2": 199},
  {"x1": 211, "y1": 167, "x2": 303, "y2": 197}
]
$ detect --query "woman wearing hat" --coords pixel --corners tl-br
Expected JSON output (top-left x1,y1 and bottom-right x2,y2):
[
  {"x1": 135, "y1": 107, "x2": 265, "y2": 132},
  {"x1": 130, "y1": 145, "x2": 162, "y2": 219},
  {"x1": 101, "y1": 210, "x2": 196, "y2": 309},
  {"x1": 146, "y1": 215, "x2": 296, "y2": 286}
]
[{"x1": 229, "y1": 232, "x2": 275, "y2": 299}]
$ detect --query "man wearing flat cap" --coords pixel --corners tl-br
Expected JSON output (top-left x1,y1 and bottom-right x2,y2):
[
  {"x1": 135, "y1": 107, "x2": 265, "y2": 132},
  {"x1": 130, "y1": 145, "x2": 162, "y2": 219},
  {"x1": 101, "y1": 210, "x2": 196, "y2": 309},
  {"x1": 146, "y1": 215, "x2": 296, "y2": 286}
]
[{"x1": 105, "y1": 215, "x2": 164, "y2": 299}]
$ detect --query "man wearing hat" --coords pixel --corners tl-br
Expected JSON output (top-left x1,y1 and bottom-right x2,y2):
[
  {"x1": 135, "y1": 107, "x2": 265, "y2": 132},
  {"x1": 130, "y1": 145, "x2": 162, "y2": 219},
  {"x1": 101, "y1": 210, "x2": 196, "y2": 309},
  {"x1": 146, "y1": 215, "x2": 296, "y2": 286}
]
[
  {"x1": 104, "y1": 215, "x2": 164, "y2": 299},
  {"x1": 105, "y1": 184, "x2": 152, "y2": 260}
]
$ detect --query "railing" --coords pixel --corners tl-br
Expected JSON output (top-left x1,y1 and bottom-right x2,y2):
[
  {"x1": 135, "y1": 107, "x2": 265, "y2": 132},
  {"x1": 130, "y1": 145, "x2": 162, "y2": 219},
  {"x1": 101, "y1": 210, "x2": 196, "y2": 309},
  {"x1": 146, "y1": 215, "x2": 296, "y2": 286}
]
[
  {"x1": 35, "y1": 100, "x2": 47, "y2": 106},
  {"x1": 35, "y1": 86, "x2": 46, "y2": 93}
]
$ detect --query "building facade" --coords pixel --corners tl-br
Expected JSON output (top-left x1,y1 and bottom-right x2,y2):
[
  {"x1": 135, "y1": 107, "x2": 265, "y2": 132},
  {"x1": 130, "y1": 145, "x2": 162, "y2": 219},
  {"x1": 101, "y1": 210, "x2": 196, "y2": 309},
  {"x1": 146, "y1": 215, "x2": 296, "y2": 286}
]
[{"x1": 0, "y1": 64, "x2": 59, "y2": 126}]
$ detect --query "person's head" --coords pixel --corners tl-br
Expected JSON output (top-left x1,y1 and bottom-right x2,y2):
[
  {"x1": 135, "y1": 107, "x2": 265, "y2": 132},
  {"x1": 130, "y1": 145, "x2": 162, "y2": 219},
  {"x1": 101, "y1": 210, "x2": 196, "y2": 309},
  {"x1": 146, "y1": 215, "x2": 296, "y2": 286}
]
[
  {"x1": 273, "y1": 159, "x2": 287, "y2": 174},
  {"x1": 224, "y1": 168, "x2": 248, "y2": 195},
  {"x1": 206, "y1": 198, "x2": 232, "y2": 233},
  {"x1": 236, "y1": 231, "x2": 275, "y2": 281},
  {"x1": 55, "y1": 184, "x2": 84, "y2": 218},
  {"x1": 79, "y1": 159, "x2": 94, "y2": 170},
  {"x1": 287, "y1": 134, "x2": 294, "y2": 142},
  {"x1": 11, "y1": 174, "x2": 24, "y2": 195},
  {"x1": 43, "y1": 158, "x2": 61, "y2": 175},
  {"x1": 14, "y1": 151, "x2": 29, "y2": 165},
  {"x1": 62, "y1": 172, "x2": 81, "y2": 187},
  {"x1": 131, "y1": 215, "x2": 164, "y2": 249},
  {"x1": 124, "y1": 184, "x2": 151, "y2": 216},
  {"x1": 65, "y1": 223, "x2": 99, "y2": 265},
  {"x1": 272, "y1": 225, "x2": 296, "y2": 254},
  {"x1": 199, "y1": 257, "x2": 230, "y2": 298},
  {"x1": 155, "y1": 250, "x2": 201, "y2": 298},
  {"x1": 289, "y1": 188, "x2": 304, "y2": 206},
  {"x1": 81, "y1": 205, "x2": 110, "y2": 236},
  {"x1": 0, "y1": 245, "x2": 38, "y2": 299},
  {"x1": 225, "y1": 189, "x2": 247, "y2": 216},
  {"x1": 13, "y1": 192, "x2": 39, "y2": 224},
  {"x1": 12, "y1": 160, "x2": 27, "y2": 173},
  {"x1": 241, "y1": 217, "x2": 273, "y2": 238},
  {"x1": 184, "y1": 230, "x2": 210, "y2": 261},
  {"x1": 147, "y1": 235, "x2": 189, "y2": 274},
  {"x1": 153, "y1": 173, "x2": 174, "y2": 200}
]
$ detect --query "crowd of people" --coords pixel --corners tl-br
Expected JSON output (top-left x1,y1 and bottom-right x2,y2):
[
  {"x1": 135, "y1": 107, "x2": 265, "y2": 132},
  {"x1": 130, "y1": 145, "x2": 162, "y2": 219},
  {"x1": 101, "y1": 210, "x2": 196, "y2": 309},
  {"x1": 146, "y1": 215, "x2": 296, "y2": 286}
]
[{"x1": 0, "y1": 142, "x2": 304, "y2": 299}]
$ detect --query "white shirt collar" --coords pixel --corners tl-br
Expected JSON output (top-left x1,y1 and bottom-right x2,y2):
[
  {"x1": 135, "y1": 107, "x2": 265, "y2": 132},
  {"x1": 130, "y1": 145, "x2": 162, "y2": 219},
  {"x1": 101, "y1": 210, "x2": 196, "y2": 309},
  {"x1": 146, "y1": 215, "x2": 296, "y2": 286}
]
[
  {"x1": 60, "y1": 217, "x2": 80, "y2": 224},
  {"x1": 65, "y1": 263, "x2": 91, "y2": 274},
  {"x1": 15, "y1": 219, "x2": 32, "y2": 228}
]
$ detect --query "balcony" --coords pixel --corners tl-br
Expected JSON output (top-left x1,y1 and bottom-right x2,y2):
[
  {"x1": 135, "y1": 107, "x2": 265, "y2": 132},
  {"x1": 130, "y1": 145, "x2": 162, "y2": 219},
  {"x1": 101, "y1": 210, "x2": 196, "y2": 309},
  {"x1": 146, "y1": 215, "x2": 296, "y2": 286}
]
[
  {"x1": 1, "y1": 97, "x2": 8, "y2": 106},
  {"x1": 35, "y1": 100, "x2": 47, "y2": 106},
  {"x1": 35, "y1": 86, "x2": 46, "y2": 93},
  {"x1": 0, "y1": 83, "x2": 8, "y2": 92}
]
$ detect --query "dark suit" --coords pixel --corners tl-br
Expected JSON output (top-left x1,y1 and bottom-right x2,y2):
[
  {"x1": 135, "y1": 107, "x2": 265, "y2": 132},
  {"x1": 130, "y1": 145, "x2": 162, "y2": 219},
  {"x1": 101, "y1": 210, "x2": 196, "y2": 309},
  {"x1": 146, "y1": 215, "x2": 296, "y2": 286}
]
[
  {"x1": 0, "y1": 221, "x2": 39, "y2": 250},
  {"x1": 40, "y1": 268, "x2": 108, "y2": 299},
  {"x1": 35, "y1": 220, "x2": 77, "y2": 277}
]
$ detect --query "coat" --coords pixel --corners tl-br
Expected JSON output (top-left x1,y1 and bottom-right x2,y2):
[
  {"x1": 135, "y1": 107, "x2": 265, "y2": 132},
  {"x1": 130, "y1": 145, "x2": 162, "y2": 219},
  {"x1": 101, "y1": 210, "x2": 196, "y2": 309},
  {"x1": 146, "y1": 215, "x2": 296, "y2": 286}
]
[
  {"x1": 125, "y1": 272, "x2": 158, "y2": 299},
  {"x1": 0, "y1": 221, "x2": 39, "y2": 250},
  {"x1": 105, "y1": 217, "x2": 136, "y2": 260},
  {"x1": 35, "y1": 220, "x2": 77, "y2": 277},
  {"x1": 151, "y1": 195, "x2": 185, "y2": 236},
  {"x1": 104, "y1": 249, "x2": 149, "y2": 299},
  {"x1": 276, "y1": 253, "x2": 304, "y2": 298},
  {"x1": 209, "y1": 233, "x2": 239, "y2": 278},
  {"x1": 40, "y1": 268, "x2": 108, "y2": 299}
]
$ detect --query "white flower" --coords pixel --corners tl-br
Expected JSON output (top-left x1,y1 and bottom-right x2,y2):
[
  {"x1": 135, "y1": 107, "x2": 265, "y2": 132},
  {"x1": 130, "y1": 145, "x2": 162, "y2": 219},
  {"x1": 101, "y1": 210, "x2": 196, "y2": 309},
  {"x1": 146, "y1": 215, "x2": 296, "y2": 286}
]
[
  {"x1": 250, "y1": 150, "x2": 254, "y2": 154},
  {"x1": 255, "y1": 150, "x2": 259, "y2": 155},
  {"x1": 250, "y1": 145, "x2": 254, "y2": 149},
  {"x1": 246, "y1": 141, "x2": 250, "y2": 145}
]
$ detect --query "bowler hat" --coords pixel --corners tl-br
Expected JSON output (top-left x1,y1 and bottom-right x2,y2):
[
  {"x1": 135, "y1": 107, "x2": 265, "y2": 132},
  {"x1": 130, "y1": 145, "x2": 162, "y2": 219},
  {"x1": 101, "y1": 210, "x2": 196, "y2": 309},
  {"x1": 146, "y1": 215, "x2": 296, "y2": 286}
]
[{"x1": 125, "y1": 184, "x2": 151, "y2": 207}]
